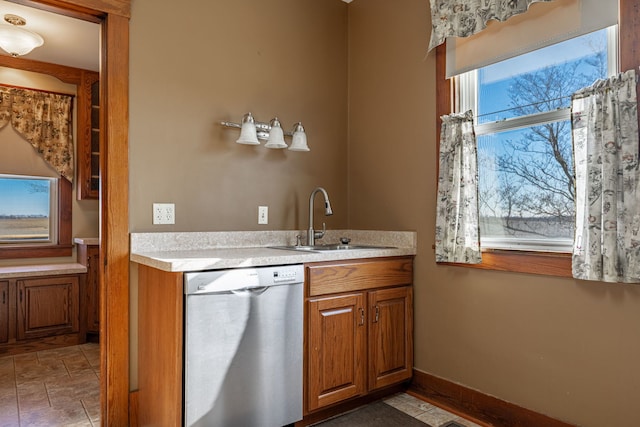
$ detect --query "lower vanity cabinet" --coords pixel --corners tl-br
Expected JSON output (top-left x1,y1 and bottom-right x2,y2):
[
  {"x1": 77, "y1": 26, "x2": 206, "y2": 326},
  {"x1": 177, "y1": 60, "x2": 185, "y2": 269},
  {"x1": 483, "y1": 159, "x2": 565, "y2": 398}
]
[
  {"x1": 77, "y1": 242, "x2": 100, "y2": 336},
  {"x1": 305, "y1": 256, "x2": 414, "y2": 413},
  {"x1": 368, "y1": 286, "x2": 413, "y2": 390},
  {"x1": 17, "y1": 276, "x2": 80, "y2": 341},
  {"x1": 0, "y1": 274, "x2": 82, "y2": 355},
  {"x1": 0, "y1": 281, "x2": 8, "y2": 344},
  {"x1": 308, "y1": 292, "x2": 367, "y2": 410}
]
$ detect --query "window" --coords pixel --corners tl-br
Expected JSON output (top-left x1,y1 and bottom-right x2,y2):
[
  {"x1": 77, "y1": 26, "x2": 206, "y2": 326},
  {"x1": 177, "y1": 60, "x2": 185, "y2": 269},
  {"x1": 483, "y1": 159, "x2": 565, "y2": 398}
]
[
  {"x1": 0, "y1": 174, "x2": 58, "y2": 244},
  {"x1": 0, "y1": 174, "x2": 71, "y2": 259},
  {"x1": 457, "y1": 27, "x2": 617, "y2": 253}
]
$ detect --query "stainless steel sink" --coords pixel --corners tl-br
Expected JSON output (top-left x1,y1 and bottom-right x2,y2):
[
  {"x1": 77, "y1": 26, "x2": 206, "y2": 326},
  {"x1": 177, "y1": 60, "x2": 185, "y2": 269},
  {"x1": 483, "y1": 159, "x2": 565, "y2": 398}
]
[{"x1": 269, "y1": 244, "x2": 396, "y2": 253}]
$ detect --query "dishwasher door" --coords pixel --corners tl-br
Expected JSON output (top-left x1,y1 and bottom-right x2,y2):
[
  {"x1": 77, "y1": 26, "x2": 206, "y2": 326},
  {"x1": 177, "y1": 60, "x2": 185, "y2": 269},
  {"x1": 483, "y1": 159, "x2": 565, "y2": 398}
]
[{"x1": 183, "y1": 266, "x2": 303, "y2": 427}]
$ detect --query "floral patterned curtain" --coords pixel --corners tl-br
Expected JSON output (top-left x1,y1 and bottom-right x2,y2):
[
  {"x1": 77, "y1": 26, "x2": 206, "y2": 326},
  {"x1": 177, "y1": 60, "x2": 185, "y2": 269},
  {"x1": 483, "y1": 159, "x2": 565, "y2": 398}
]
[
  {"x1": 0, "y1": 88, "x2": 10, "y2": 128},
  {"x1": 428, "y1": 0, "x2": 554, "y2": 52},
  {"x1": 0, "y1": 86, "x2": 74, "y2": 181},
  {"x1": 435, "y1": 110, "x2": 482, "y2": 264},
  {"x1": 571, "y1": 69, "x2": 640, "y2": 283}
]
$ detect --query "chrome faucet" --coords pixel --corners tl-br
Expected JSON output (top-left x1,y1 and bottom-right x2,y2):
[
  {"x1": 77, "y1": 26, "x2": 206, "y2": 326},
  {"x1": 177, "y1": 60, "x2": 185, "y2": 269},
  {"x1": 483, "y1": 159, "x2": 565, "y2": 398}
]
[{"x1": 308, "y1": 187, "x2": 333, "y2": 246}]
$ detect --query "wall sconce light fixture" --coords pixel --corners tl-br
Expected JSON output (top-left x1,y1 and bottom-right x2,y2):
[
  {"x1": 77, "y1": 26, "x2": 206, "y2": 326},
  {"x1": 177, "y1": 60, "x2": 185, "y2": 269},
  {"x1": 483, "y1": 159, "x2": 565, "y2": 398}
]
[
  {"x1": 0, "y1": 14, "x2": 44, "y2": 57},
  {"x1": 220, "y1": 112, "x2": 310, "y2": 152}
]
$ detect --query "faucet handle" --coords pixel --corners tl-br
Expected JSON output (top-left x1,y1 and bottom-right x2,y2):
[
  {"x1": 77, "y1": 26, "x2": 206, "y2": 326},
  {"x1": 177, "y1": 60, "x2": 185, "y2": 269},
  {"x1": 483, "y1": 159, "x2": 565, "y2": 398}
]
[
  {"x1": 340, "y1": 237, "x2": 351, "y2": 245},
  {"x1": 295, "y1": 235, "x2": 302, "y2": 246},
  {"x1": 314, "y1": 222, "x2": 326, "y2": 240}
]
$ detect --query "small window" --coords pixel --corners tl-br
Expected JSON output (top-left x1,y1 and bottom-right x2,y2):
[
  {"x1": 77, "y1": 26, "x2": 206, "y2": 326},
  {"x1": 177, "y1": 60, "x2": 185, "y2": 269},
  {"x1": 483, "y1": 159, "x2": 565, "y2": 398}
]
[
  {"x1": 457, "y1": 27, "x2": 617, "y2": 252},
  {"x1": 0, "y1": 174, "x2": 58, "y2": 245}
]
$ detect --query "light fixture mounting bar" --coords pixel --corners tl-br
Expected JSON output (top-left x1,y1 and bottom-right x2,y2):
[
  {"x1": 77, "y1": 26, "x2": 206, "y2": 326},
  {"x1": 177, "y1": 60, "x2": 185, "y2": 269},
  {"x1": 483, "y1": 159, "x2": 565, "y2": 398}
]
[{"x1": 220, "y1": 120, "x2": 294, "y2": 137}]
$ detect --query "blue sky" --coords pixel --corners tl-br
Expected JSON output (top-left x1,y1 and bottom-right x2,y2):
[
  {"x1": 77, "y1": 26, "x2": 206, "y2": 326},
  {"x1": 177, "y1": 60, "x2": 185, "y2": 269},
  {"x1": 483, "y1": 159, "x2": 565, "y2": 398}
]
[
  {"x1": 0, "y1": 177, "x2": 50, "y2": 216},
  {"x1": 477, "y1": 28, "x2": 609, "y2": 124}
]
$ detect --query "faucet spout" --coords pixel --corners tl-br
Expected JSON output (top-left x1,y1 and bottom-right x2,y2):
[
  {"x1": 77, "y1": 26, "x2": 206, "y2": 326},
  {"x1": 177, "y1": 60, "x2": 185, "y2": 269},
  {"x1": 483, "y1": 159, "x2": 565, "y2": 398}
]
[{"x1": 308, "y1": 187, "x2": 333, "y2": 246}]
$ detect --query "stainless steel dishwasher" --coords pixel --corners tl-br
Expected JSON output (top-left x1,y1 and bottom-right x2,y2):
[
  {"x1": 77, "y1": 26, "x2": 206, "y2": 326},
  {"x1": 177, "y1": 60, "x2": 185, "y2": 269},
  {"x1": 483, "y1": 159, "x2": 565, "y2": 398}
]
[{"x1": 183, "y1": 264, "x2": 304, "y2": 427}]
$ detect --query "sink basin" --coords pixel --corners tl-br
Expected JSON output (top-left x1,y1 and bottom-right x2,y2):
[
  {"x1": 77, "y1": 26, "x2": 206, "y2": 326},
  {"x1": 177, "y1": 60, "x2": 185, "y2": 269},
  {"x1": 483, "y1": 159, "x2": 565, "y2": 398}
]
[{"x1": 269, "y1": 244, "x2": 396, "y2": 253}]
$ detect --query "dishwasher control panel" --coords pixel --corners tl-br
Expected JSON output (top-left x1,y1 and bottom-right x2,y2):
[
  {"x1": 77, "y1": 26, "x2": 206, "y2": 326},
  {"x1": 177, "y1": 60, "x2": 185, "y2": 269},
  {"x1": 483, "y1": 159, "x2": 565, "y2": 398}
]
[
  {"x1": 184, "y1": 264, "x2": 304, "y2": 294},
  {"x1": 273, "y1": 269, "x2": 300, "y2": 284}
]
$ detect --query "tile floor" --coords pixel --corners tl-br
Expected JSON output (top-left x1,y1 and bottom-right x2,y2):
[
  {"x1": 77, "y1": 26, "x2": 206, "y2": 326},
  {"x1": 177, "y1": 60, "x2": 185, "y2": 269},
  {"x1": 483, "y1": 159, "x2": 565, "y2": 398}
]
[
  {"x1": 0, "y1": 345, "x2": 479, "y2": 427},
  {"x1": 0, "y1": 343, "x2": 100, "y2": 427},
  {"x1": 383, "y1": 392, "x2": 485, "y2": 427}
]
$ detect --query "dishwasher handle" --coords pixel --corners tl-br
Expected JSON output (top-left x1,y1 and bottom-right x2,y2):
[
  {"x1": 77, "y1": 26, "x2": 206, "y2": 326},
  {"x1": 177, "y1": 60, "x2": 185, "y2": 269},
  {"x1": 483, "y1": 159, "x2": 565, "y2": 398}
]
[
  {"x1": 195, "y1": 285, "x2": 271, "y2": 295},
  {"x1": 231, "y1": 286, "x2": 269, "y2": 295}
]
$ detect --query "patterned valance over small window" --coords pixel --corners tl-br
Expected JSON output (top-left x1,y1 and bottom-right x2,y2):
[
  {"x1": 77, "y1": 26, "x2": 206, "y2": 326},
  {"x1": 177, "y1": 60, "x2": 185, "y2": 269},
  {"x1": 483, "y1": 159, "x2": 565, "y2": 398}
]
[
  {"x1": 0, "y1": 86, "x2": 74, "y2": 181},
  {"x1": 428, "y1": 0, "x2": 554, "y2": 52}
]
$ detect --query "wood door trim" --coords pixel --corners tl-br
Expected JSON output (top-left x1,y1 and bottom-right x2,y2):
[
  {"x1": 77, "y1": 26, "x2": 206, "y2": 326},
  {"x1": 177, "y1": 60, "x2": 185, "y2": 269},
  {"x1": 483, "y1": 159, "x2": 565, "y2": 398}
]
[
  {"x1": 9, "y1": 0, "x2": 130, "y2": 19},
  {"x1": 15, "y1": 1, "x2": 132, "y2": 425}
]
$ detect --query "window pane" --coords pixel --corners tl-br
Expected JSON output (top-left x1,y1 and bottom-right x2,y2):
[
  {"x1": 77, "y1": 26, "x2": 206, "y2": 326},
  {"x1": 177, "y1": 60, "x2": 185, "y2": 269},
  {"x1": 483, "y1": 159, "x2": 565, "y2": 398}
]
[
  {"x1": 477, "y1": 122, "x2": 574, "y2": 249},
  {"x1": 477, "y1": 28, "x2": 609, "y2": 124},
  {"x1": 0, "y1": 175, "x2": 54, "y2": 243}
]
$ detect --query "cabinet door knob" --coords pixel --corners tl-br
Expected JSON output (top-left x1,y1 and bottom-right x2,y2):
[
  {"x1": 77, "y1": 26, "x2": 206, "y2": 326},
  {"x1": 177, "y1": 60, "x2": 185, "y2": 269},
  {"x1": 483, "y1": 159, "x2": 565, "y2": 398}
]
[
  {"x1": 374, "y1": 305, "x2": 380, "y2": 323},
  {"x1": 359, "y1": 308, "x2": 365, "y2": 326}
]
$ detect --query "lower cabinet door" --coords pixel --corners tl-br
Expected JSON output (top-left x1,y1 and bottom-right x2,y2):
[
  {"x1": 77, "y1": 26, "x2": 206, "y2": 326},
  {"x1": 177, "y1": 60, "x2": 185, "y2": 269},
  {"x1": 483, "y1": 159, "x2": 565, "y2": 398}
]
[
  {"x1": 17, "y1": 276, "x2": 79, "y2": 340},
  {"x1": 85, "y1": 246, "x2": 100, "y2": 333},
  {"x1": 368, "y1": 286, "x2": 413, "y2": 390},
  {"x1": 307, "y1": 292, "x2": 366, "y2": 411},
  {"x1": 0, "y1": 281, "x2": 8, "y2": 344}
]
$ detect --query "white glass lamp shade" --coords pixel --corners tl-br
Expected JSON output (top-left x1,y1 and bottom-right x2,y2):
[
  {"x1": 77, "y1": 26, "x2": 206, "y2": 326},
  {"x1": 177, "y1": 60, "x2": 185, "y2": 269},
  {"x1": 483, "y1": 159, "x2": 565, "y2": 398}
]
[
  {"x1": 0, "y1": 24, "x2": 43, "y2": 57},
  {"x1": 288, "y1": 122, "x2": 310, "y2": 152},
  {"x1": 265, "y1": 117, "x2": 288, "y2": 149},
  {"x1": 236, "y1": 112, "x2": 260, "y2": 145}
]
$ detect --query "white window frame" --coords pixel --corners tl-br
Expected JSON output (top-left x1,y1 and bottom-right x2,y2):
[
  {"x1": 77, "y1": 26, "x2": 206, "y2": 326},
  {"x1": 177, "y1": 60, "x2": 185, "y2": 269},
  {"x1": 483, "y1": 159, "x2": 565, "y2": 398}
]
[{"x1": 456, "y1": 26, "x2": 618, "y2": 252}]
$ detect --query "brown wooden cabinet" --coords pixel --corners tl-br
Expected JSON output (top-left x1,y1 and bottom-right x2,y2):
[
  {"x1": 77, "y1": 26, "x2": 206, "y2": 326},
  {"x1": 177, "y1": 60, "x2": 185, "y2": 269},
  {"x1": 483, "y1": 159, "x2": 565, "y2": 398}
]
[
  {"x1": 16, "y1": 276, "x2": 80, "y2": 341},
  {"x1": 308, "y1": 292, "x2": 367, "y2": 410},
  {"x1": 0, "y1": 281, "x2": 8, "y2": 344},
  {"x1": 368, "y1": 286, "x2": 413, "y2": 390},
  {"x1": 135, "y1": 255, "x2": 413, "y2": 425},
  {"x1": 76, "y1": 72, "x2": 100, "y2": 200},
  {"x1": 77, "y1": 242, "x2": 100, "y2": 336},
  {"x1": 0, "y1": 274, "x2": 83, "y2": 356},
  {"x1": 305, "y1": 257, "x2": 414, "y2": 413}
]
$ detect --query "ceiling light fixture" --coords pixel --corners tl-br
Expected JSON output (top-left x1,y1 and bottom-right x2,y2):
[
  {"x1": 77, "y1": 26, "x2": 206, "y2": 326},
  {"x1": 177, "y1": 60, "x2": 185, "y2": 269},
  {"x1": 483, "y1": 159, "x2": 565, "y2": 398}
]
[{"x1": 0, "y1": 14, "x2": 44, "y2": 57}]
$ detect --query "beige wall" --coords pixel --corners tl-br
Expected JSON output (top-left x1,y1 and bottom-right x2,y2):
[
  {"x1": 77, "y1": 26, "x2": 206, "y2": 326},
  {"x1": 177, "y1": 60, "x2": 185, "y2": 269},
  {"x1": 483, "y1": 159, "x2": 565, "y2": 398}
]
[
  {"x1": 128, "y1": 0, "x2": 349, "y2": 389},
  {"x1": 0, "y1": 67, "x2": 99, "y2": 266},
  {"x1": 347, "y1": 2, "x2": 640, "y2": 427},
  {"x1": 129, "y1": 0, "x2": 349, "y2": 233},
  {"x1": 127, "y1": 1, "x2": 640, "y2": 425}
]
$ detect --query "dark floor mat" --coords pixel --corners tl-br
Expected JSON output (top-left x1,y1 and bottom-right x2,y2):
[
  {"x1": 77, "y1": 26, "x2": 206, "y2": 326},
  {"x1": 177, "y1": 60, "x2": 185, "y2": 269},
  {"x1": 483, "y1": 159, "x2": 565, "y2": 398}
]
[{"x1": 313, "y1": 401, "x2": 431, "y2": 427}]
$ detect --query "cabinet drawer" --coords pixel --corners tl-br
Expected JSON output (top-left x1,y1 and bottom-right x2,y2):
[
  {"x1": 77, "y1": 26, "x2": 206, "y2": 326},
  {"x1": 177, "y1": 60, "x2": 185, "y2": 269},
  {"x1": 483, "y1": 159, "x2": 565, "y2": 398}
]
[{"x1": 307, "y1": 257, "x2": 413, "y2": 297}]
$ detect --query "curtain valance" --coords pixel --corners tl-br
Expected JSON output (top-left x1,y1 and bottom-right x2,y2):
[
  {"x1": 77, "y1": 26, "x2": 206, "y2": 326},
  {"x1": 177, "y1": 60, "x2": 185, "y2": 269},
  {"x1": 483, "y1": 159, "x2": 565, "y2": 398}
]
[
  {"x1": 428, "y1": 0, "x2": 553, "y2": 52},
  {"x1": 0, "y1": 86, "x2": 74, "y2": 181}
]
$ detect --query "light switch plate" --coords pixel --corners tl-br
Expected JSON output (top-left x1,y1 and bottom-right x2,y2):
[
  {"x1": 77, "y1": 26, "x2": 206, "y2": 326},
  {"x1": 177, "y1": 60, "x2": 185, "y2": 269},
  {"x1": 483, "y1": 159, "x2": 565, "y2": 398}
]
[{"x1": 258, "y1": 206, "x2": 268, "y2": 224}]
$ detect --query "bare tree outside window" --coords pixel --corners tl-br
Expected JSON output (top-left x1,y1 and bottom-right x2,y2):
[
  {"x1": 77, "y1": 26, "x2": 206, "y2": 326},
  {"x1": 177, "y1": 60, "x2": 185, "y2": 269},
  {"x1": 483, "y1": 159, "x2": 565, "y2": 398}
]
[{"x1": 474, "y1": 29, "x2": 610, "y2": 246}]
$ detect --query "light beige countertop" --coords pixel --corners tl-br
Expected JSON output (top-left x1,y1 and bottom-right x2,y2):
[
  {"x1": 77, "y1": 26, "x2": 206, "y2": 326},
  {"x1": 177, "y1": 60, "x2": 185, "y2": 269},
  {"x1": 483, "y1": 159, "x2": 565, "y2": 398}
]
[
  {"x1": 0, "y1": 263, "x2": 87, "y2": 279},
  {"x1": 74, "y1": 237, "x2": 100, "y2": 246},
  {"x1": 130, "y1": 230, "x2": 417, "y2": 272}
]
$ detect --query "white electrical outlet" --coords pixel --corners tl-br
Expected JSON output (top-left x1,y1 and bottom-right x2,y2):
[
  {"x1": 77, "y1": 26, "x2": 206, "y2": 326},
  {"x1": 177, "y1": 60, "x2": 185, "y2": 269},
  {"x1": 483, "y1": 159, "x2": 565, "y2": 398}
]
[
  {"x1": 153, "y1": 203, "x2": 175, "y2": 225},
  {"x1": 258, "y1": 206, "x2": 268, "y2": 224}
]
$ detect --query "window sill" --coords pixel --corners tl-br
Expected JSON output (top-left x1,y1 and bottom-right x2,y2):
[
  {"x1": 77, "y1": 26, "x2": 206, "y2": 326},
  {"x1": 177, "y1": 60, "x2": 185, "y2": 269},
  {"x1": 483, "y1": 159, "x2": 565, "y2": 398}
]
[
  {"x1": 439, "y1": 249, "x2": 572, "y2": 278},
  {"x1": 0, "y1": 261, "x2": 86, "y2": 279}
]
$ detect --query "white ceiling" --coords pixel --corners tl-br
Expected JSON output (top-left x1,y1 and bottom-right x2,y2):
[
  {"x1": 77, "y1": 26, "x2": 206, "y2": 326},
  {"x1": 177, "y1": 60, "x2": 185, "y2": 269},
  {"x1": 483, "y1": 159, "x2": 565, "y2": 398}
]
[{"x1": 0, "y1": 1, "x2": 99, "y2": 71}]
